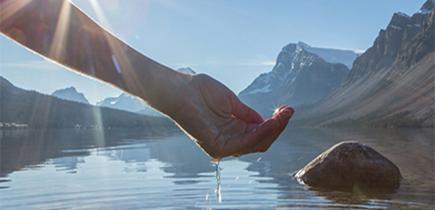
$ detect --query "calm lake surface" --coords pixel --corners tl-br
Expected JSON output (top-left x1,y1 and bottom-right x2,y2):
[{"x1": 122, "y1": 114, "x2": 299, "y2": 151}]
[{"x1": 0, "y1": 127, "x2": 434, "y2": 209}]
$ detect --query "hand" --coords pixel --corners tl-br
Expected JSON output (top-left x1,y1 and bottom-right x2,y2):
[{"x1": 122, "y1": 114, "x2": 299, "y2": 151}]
[{"x1": 168, "y1": 73, "x2": 294, "y2": 160}]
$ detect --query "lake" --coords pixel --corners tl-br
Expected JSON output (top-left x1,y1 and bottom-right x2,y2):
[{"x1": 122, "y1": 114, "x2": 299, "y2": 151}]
[{"x1": 0, "y1": 127, "x2": 434, "y2": 209}]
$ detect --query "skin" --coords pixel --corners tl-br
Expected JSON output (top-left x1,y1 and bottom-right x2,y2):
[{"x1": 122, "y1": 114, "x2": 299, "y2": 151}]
[{"x1": 0, "y1": 0, "x2": 294, "y2": 160}]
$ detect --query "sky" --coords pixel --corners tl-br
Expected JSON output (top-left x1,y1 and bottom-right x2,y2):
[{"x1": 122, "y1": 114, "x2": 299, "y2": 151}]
[{"x1": 0, "y1": 0, "x2": 426, "y2": 104}]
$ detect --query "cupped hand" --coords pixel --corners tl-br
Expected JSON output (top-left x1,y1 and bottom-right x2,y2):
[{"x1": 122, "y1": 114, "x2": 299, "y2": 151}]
[{"x1": 169, "y1": 73, "x2": 294, "y2": 160}]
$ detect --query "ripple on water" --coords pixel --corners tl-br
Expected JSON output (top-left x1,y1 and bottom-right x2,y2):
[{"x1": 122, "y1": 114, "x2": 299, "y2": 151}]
[{"x1": 0, "y1": 128, "x2": 433, "y2": 209}]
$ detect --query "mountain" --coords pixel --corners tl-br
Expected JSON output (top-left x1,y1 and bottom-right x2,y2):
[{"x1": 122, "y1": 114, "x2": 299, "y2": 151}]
[
  {"x1": 0, "y1": 76, "x2": 175, "y2": 129},
  {"x1": 296, "y1": 41, "x2": 359, "y2": 68},
  {"x1": 52, "y1": 87, "x2": 90, "y2": 104},
  {"x1": 177, "y1": 67, "x2": 196, "y2": 75},
  {"x1": 96, "y1": 67, "x2": 196, "y2": 116},
  {"x1": 239, "y1": 42, "x2": 349, "y2": 116},
  {"x1": 294, "y1": 0, "x2": 434, "y2": 127},
  {"x1": 97, "y1": 93, "x2": 161, "y2": 116}
]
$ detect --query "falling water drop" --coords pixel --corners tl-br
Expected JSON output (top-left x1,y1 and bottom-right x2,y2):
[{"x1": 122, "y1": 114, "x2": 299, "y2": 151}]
[{"x1": 214, "y1": 161, "x2": 222, "y2": 203}]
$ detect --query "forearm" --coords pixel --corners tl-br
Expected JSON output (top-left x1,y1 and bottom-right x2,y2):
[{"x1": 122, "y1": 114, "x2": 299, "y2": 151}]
[{"x1": 0, "y1": 0, "x2": 187, "y2": 115}]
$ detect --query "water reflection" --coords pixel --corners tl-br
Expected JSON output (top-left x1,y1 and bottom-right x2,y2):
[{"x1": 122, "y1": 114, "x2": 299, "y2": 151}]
[
  {"x1": 0, "y1": 128, "x2": 175, "y2": 177},
  {"x1": 240, "y1": 128, "x2": 435, "y2": 208},
  {"x1": 0, "y1": 128, "x2": 433, "y2": 209}
]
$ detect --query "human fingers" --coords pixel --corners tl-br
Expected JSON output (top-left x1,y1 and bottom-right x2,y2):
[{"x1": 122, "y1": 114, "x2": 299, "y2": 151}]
[
  {"x1": 252, "y1": 106, "x2": 294, "y2": 152},
  {"x1": 231, "y1": 97, "x2": 263, "y2": 124},
  {"x1": 218, "y1": 106, "x2": 293, "y2": 157}
]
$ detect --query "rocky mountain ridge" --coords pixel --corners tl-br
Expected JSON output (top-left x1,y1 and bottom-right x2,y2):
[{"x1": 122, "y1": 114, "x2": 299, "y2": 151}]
[
  {"x1": 293, "y1": 0, "x2": 434, "y2": 127},
  {"x1": 52, "y1": 87, "x2": 90, "y2": 104},
  {"x1": 239, "y1": 42, "x2": 349, "y2": 116},
  {"x1": 0, "y1": 76, "x2": 174, "y2": 128}
]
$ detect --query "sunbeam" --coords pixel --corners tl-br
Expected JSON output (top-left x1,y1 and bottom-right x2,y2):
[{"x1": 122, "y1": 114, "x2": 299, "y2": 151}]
[
  {"x1": 84, "y1": 0, "x2": 117, "y2": 148},
  {"x1": 49, "y1": 0, "x2": 72, "y2": 60},
  {"x1": 87, "y1": 0, "x2": 150, "y2": 102},
  {"x1": 89, "y1": 0, "x2": 112, "y2": 31},
  {"x1": 91, "y1": 107, "x2": 106, "y2": 148}
]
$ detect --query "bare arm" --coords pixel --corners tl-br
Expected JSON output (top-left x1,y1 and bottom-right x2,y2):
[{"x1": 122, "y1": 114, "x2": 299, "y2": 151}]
[
  {"x1": 0, "y1": 0, "x2": 185, "y2": 115},
  {"x1": 0, "y1": 0, "x2": 294, "y2": 160}
]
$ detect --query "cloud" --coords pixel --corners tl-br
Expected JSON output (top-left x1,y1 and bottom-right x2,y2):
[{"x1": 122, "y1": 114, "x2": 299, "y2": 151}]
[
  {"x1": 174, "y1": 58, "x2": 276, "y2": 69},
  {"x1": 233, "y1": 59, "x2": 276, "y2": 67},
  {"x1": 0, "y1": 60, "x2": 62, "y2": 71},
  {"x1": 257, "y1": 60, "x2": 276, "y2": 66}
]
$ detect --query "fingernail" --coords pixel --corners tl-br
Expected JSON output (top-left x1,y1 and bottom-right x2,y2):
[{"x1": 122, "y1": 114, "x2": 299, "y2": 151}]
[
  {"x1": 279, "y1": 105, "x2": 289, "y2": 111},
  {"x1": 281, "y1": 107, "x2": 294, "y2": 117},
  {"x1": 287, "y1": 107, "x2": 295, "y2": 114}
]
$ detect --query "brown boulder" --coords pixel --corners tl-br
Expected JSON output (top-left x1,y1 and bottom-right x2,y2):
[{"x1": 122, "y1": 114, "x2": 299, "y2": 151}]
[{"x1": 295, "y1": 141, "x2": 401, "y2": 192}]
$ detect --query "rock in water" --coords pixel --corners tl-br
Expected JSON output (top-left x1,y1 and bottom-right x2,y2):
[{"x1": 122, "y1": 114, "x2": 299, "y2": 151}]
[{"x1": 295, "y1": 141, "x2": 401, "y2": 192}]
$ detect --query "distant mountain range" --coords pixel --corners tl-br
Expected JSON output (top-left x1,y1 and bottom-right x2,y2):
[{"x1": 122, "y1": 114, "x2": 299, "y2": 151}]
[
  {"x1": 97, "y1": 93, "x2": 162, "y2": 116},
  {"x1": 52, "y1": 87, "x2": 90, "y2": 104},
  {"x1": 241, "y1": 0, "x2": 434, "y2": 128},
  {"x1": 0, "y1": 76, "x2": 175, "y2": 129},
  {"x1": 96, "y1": 67, "x2": 196, "y2": 115},
  {"x1": 3, "y1": 1, "x2": 433, "y2": 129},
  {"x1": 239, "y1": 42, "x2": 350, "y2": 115},
  {"x1": 49, "y1": 67, "x2": 196, "y2": 117}
]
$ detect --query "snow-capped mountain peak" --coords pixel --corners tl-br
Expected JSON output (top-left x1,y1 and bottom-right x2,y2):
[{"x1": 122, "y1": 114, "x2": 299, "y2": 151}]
[
  {"x1": 96, "y1": 67, "x2": 197, "y2": 116},
  {"x1": 239, "y1": 42, "x2": 349, "y2": 116},
  {"x1": 97, "y1": 93, "x2": 144, "y2": 111},
  {"x1": 420, "y1": 0, "x2": 434, "y2": 14},
  {"x1": 177, "y1": 67, "x2": 196, "y2": 75},
  {"x1": 97, "y1": 93, "x2": 161, "y2": 116}
]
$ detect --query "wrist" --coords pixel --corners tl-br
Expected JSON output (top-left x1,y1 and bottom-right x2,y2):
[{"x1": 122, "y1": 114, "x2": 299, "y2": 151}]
[{"x1": 141, "y1": 66, "x2": 193, "y2": 117}]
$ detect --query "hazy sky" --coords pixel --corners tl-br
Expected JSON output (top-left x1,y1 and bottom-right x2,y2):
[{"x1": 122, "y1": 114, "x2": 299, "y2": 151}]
[{"x1": 0, "y1": 0, "x2": 426, "y2": 104}]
